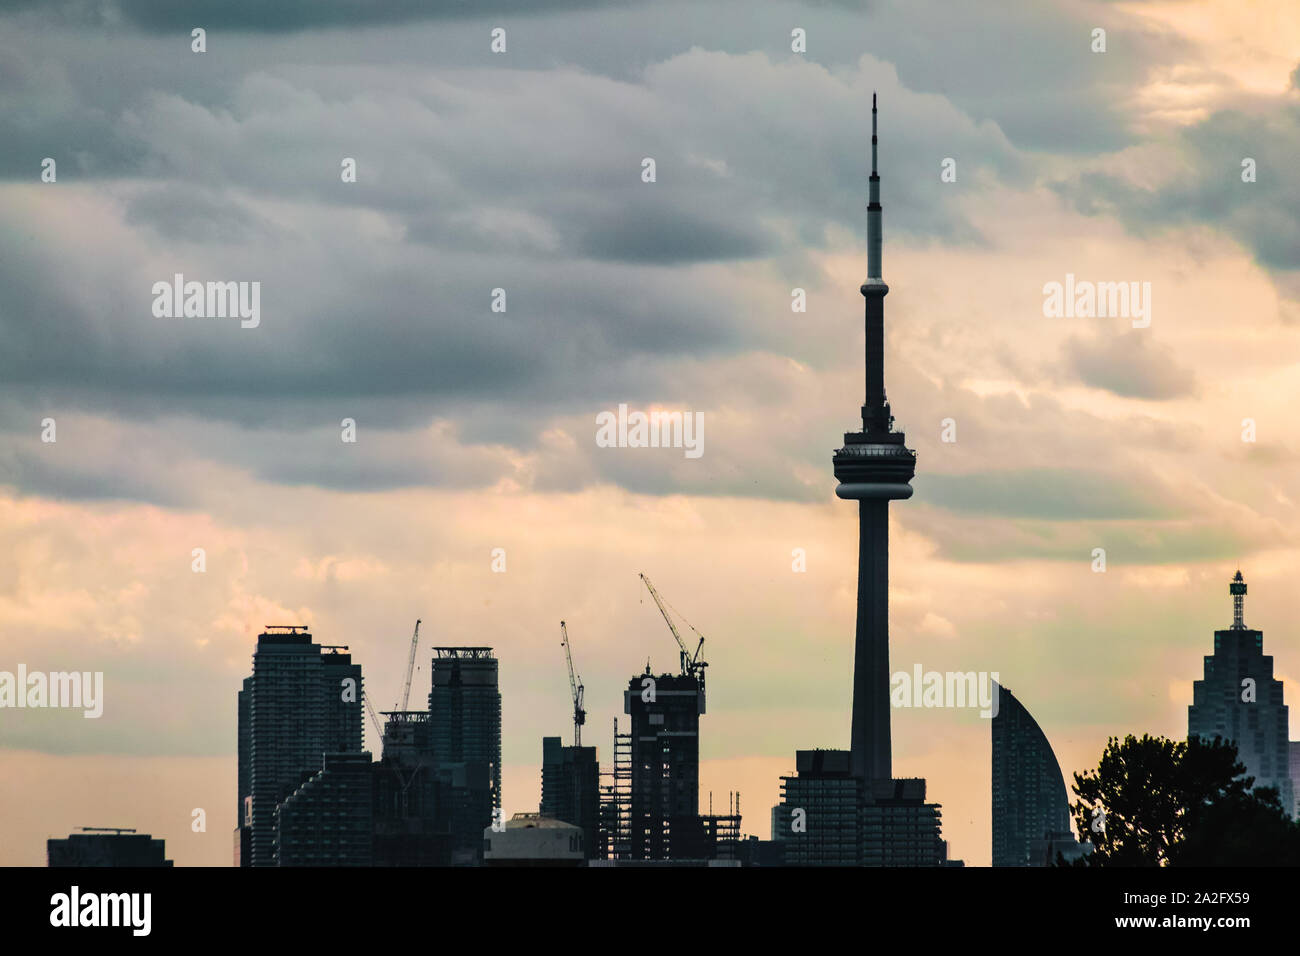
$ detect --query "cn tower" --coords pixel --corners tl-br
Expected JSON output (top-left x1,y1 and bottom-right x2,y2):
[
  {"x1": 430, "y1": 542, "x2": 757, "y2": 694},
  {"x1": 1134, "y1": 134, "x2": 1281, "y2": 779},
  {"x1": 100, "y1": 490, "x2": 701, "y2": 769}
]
[{"x1": 832, "y1": 94, "x2": 916, "y2": 783}]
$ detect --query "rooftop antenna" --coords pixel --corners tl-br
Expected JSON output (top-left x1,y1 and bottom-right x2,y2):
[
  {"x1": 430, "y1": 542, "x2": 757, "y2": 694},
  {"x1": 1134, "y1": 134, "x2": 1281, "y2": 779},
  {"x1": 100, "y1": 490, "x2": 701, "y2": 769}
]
[{"x1": 1230, "y1": 570, "x2": 1247, "y2": 629}]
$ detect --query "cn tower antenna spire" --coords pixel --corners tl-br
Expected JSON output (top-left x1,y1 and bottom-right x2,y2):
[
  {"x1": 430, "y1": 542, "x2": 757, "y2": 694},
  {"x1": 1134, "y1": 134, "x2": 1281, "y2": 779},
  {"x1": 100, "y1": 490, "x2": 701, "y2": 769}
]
[
  {"x1": 867, "y1": 92, "x2": 882, "y2": 283},
  {"x1": 871, "y1": 92, "x2": 878, "y2": 172}
]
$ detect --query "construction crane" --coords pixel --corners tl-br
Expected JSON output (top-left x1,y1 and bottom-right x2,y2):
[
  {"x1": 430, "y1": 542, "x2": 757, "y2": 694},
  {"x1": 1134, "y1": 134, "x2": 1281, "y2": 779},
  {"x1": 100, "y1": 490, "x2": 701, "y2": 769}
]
[
  {"x1": 560, "y1": 621, "x2": 585, "y2": 746},
  {"x1": 638, "y1": 573, "x2": 707, "y2": 687},
  {"x1": 363, "y1": 692, "x2": 384, "y2": 746},
  {"x1": 396, "y1": 618, "x2": 422, "y2": 712},
  {"x1": 363, "y1": 691, "x2": 419, "y2": 798}
]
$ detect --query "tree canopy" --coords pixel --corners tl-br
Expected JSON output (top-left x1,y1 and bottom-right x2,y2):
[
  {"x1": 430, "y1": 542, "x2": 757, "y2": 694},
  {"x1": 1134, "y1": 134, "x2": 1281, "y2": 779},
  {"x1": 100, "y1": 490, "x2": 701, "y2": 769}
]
[{"x1": 1065, "y1": 733, "x2": 1300, "y2": 866}]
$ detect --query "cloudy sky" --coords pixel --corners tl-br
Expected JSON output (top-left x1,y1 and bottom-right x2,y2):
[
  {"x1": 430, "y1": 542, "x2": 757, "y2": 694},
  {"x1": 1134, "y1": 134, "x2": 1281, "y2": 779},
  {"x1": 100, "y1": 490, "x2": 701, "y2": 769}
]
[{"x1": 2, "y1": 0, "x2": 1299, "y2": 866}]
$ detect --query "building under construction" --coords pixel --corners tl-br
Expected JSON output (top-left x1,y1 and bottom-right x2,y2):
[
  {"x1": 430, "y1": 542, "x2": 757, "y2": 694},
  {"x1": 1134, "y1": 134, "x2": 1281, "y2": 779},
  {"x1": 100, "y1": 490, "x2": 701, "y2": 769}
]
[
  {"x1": 599, "y1": 718, "x2": 632, "y2": 859},
  {"x1": 369, "y1": 710, "x2": 492, "y2": 866},
  {"x1": 623, "y1": 667, "x2": 708, "y2": 859},
  {"x1": 591, "y1": 576, "x2": 743, "y2": 862}
]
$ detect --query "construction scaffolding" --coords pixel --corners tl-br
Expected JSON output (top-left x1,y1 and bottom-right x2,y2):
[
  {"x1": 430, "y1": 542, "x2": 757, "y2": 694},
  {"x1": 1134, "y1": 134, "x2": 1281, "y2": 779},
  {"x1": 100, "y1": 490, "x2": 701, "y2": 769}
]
[
  {"x1": 701, "y1": 791, "x2": 743, "y2": 860},
  {"x1": 598, "y1": 718, "x2": 632, "y2": 859}
]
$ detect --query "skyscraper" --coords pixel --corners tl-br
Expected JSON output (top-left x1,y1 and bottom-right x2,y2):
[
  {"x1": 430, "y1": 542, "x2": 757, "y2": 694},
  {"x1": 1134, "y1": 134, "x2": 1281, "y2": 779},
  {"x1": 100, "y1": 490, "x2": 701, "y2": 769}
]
[
  {"x1": 832, "y1": 94, "x2": 916, "y2": 784},
  {"x1": 540, "y1": 736, "x2": 601, "y2": 859},
  {"x1": 1188, "y1": 572, "x2": 1293, "y2": 814},
  {"x1": 235, "y1": 628, "x2": 363, "y2": 867},
  {"x1": 776, "y1": 750, "x2": 862, "y2": 865},
  {"x1": 991, "y1": 683, "x2": 1079, "y2": 866},
  {"x1": 427, "y1": 647, "x2": 502, "y2": 813}
]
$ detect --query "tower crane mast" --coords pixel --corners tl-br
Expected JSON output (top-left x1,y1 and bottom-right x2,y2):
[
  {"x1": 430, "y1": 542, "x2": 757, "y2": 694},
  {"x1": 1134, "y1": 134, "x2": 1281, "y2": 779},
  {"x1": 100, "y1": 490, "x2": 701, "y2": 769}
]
[{"x1": 560, "y1": 621, "x2": 585, "y2": 746}]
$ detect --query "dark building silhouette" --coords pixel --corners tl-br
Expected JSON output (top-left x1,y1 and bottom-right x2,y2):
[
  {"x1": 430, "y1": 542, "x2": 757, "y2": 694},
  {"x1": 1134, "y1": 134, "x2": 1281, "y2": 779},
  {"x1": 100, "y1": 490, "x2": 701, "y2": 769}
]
[
  {"x1": 1291, "y1": 741, "x2": 1300, "y2": 819},
  {"x1": 540, "y1": 736, "x2": 601, "y2": 859},
  {"x1": 1188, "y1": 572, "x2": 1293, "y2": 815},
  {"x1": 236, "y1": 676, "x2": 252, "y2": 865},
  {"x1": 860, "y1": 778, "x2": 949, "y2": 866},
  {"x1": 234, "y1": 635, "x2": 500, "y2": 867},
  {"x1": 427, "y1": 647, "x2": 501, "y2": 815},
  {"x1": 624, "y1": 668, "x2": 709, "y2": 860},
  {"x1": 991, "y1": 683, "x2": 1080, "y2": 866},
  {"x1": 370, "y1": 711, "x2": 493, "y2": 866},
  {"x1": 777, "y1": 750, "x2": 862, "y2": 865},
  {"x1": 777, "y1": 750, "x2": 948, "y2": 866},
  {"x1": 48, "y1": 829, "x2": 172, "y2": 867},
  {"x1": 371, "y1": 711, "x2": 446, "y2": 865},
  {"x1": 275, "y1": 752, "x2": 374, "y2": 866},
  {"x1": 235, "y1": 628, "x2": 363, "y2": 866},
  {"x1": 734, "y1": 835, "x2": 786, "y2": 866}
]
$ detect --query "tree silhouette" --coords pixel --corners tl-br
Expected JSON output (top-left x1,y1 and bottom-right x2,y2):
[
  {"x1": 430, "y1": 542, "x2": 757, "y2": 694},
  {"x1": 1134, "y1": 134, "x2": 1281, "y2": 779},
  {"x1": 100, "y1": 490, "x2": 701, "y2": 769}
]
[{"x1": 1066, "y1": 733, "x2": 1300, "y2": 866}]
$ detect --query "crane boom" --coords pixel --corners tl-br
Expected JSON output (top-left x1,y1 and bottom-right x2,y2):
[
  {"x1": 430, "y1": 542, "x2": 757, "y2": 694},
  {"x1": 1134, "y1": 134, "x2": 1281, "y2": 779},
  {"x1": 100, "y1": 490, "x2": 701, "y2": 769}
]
[
  {"x1": 398, "y1": 618, "x2": 422, "y2": 712},
  {"x1": 560, "y1": 621, "x2": 585, "y2": 746},
  {"x1": 638, "y1": 573, "x2": 706, "y2": 679},
  {"x1": 363, "y1": 692, "x2": 383, "y2": 746}
]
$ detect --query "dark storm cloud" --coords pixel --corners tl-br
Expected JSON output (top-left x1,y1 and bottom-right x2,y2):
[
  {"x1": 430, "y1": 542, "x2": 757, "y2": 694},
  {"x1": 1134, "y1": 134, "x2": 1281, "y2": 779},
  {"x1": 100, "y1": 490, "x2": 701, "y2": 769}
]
[
  {"x1": 1052, "y1": 98, "x2": 1300, "y2": 280},
  {"x1": 0, "y1": 446, "x2": 187, "y2": 506},
  {"x1": 1063, "y1": 331, "x2": 1198, "y2": 400},
  {"x1": 0, "y1": 221, "x2": 744, "y2": 407},
  {"x1": 918, "y1": 468, "x2": 1182, "y2": 521},
  {"x1": 0, "y1": 0, "x2": 1250, "y2": 507},
  {"x1": 123, "y1": 184, "x2": 284, "y2": 243},
  {"x1": 907, "y1": 505, "x2": 1258, "y2": 564},
  {"x1": 573, "y1": 196, "x2": 771, "y2": 263},
  {"x1": 0, "y1": 47, "x2": 1019, "y2": 422},
  {"x1": 0, "y1": 0, "x2": 635, "y2": 32},
  {"x1": 820, "y1": 0, "x2": 1170, "y2": 153},
  {"x1": 0, "y1": 40, "x2": 146, "y2": 178}
]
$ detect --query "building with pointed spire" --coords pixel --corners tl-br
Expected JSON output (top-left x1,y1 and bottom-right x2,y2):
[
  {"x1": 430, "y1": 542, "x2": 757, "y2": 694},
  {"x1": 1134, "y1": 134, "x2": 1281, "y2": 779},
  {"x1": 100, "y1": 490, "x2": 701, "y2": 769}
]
[
  {"x1": 777, "y1": 98, "x2": 950, "y2": 866},
  {"x1": 1188, "y1": 572, "x2": 1293, "y2": 816},
  {"x1": 833, "y1": 93, "x2": 917, "y2": 784}
]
